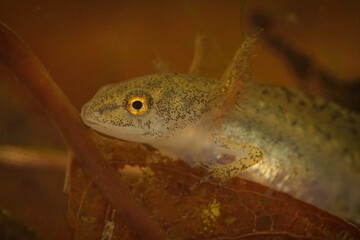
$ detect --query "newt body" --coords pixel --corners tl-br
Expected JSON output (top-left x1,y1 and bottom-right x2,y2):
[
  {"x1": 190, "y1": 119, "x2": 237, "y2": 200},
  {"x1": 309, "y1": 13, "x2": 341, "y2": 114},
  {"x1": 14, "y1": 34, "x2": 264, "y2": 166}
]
[
  {"x1": 221, "y1": 83, "x2": 360, "y2": 222},
  {"x1": 81, "y1": 37, "x2": 360, "y2": 222}
]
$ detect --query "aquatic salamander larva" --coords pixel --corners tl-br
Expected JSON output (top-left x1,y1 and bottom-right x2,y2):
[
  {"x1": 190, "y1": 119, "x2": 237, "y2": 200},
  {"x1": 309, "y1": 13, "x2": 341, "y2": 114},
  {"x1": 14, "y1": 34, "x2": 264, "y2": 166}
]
[
  {"x1": 82, "y1": 36, "x2": 263, "y2": 184},
  {"x1": 82, "y1": 36, "x2": 360, "y2": 222}
]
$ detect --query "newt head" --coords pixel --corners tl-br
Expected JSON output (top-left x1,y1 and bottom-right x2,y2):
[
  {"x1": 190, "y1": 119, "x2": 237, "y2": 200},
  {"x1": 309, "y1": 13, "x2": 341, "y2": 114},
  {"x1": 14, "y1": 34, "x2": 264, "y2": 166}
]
[
  {"x1": 81, "y1": 73, "x2": 218, "y2": 147},
  {"x1": 81, "y1": 34, "x2": 258, "y2": 145}
]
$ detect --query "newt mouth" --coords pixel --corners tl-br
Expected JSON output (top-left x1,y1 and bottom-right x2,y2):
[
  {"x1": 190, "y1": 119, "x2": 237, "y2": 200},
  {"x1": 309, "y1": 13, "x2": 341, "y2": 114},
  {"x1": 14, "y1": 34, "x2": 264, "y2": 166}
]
[
  {"x1": 81, "y1": 106, "x2": 100, "y2": 127},
  {"x1": 83, "y1": 119, "x2": 99, "y2": 127}
]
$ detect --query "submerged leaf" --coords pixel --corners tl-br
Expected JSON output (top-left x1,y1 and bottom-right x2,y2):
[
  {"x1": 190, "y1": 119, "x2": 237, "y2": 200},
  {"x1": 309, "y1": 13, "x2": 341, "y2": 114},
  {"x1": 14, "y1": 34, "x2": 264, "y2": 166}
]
[{"x1": 68, "y1": 138, "x2": 360, "y2": 239}]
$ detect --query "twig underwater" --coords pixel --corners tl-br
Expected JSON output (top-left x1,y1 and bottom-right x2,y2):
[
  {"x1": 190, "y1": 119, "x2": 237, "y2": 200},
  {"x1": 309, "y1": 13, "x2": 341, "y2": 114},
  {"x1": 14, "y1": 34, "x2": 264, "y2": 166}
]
[{"x1": 0, "y1": 21, "x2": 167, "y2": 240}]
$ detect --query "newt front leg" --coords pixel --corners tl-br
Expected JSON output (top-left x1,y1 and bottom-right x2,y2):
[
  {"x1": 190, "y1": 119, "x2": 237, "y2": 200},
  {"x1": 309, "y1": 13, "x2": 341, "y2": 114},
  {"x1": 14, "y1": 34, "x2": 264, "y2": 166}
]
[{"x1": 193, "y1": 139, "x2": 263, "y2": 189}]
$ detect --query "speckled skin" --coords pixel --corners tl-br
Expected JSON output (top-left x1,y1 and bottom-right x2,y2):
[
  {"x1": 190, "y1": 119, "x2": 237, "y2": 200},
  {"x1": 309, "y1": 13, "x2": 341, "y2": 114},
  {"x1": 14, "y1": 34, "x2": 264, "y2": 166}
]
[
  {"x1": 82, "y1": 38, "x2": 360, "y2": 222},
  {"x1": 82, "y1": 73, "x2": 218, "y2": 142},
  {"x1": 81, "y1": 72, "x2": 263, "y2": 179},
  {"x1": 221, "y1": 83, "x2": 360, "y2": 222}
]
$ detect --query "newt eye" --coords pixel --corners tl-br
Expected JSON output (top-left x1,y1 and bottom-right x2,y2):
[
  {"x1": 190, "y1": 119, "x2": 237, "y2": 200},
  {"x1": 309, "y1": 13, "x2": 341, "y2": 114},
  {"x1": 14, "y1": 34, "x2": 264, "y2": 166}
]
[{"x1": 125, "y1": 90, "x2": 152, "y2": 116}]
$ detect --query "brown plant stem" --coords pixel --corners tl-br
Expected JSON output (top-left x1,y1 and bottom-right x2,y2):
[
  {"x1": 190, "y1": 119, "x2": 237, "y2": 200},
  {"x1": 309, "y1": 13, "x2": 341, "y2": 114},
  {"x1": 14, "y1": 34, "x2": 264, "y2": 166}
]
[
  {"x1": 0, "y1": 146, "x2": 67, "y2": 170},
  {"x1": 0, "y1": 21, "x2": 167, "y2": 240}
]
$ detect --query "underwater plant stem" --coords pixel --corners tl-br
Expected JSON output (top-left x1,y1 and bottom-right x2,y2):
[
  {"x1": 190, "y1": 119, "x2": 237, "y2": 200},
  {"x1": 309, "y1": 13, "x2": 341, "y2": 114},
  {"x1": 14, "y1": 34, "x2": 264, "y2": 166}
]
[
  {"x1": 0, "y1": 21, "x2": 167, "y2": 240},
  {"x1": 0, "y1": 146, "x2": 67, "y2": 170}
]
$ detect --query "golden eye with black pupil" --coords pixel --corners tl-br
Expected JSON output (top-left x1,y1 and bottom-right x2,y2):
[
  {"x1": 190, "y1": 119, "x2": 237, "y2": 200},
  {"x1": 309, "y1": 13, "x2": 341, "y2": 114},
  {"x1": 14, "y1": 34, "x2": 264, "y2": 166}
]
[
  {"x1": 132, "y1": 100, "x2": 143, "y2": 110},
  {"x1": 125, "y1": 90, "x2": 152, "y2": 116}
]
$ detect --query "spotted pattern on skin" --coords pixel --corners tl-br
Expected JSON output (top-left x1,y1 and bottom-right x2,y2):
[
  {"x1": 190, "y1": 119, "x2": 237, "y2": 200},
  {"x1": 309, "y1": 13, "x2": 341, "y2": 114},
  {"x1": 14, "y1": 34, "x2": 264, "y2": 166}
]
[
  {"x1": 82, "y1": 73, "x2": 220, "y2": 141},
  {"x1": 81, "y1": 36, "x2": 360, "y2": 223},
  {"x1": 81, "y1": 36, "x2": 265, "y2": 188},
  {"x1": 82, "y1": 73, "x2": 263, "y2": 186}
]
